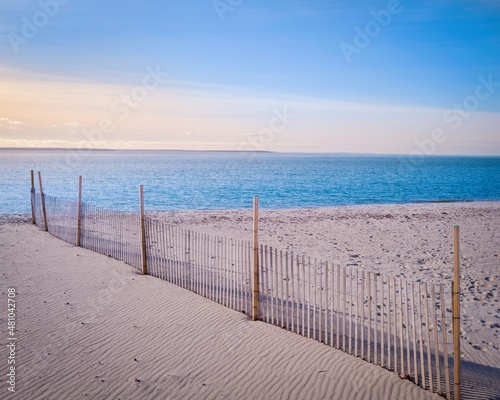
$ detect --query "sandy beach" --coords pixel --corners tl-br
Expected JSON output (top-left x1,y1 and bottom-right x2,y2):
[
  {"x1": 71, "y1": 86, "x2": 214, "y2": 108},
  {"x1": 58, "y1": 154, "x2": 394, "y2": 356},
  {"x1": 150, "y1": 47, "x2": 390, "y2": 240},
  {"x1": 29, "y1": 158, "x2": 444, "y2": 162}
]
[
  {"x1": 150, "y1": 201, "x2": 500, "y2": 366},
  {"x1": 1, "y1": 201, "x2": 499, "y2": 399}
]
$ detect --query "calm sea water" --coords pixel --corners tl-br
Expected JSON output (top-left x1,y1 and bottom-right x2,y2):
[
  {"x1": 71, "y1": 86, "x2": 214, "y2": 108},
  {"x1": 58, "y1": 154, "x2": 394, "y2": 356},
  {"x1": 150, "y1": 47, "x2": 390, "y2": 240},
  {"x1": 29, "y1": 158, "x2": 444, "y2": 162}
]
[{"x1": 1, "y1": 149, "x2": 499, "y2": 213}]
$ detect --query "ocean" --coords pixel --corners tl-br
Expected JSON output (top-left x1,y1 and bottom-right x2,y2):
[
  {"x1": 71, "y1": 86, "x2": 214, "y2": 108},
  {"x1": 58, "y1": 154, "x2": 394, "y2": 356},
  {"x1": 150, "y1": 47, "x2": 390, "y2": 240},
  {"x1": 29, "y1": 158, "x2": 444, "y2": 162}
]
[{"x1": 1, "y1": 149, "x2": 499, "y2": 213}]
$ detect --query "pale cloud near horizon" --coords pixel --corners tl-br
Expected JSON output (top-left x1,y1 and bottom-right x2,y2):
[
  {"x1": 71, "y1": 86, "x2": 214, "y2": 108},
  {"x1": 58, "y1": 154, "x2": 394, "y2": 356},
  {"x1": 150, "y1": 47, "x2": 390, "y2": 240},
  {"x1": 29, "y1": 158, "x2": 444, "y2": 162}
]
[
  {"x1": 1, "y1": 68, "x2": 499, "y2": 155},
  {"x1": 0, "y1": 138, "x2": 314, "y2": 151},
  {"x1": 0, "y1": 117, "x2": 24, "y2": 125}
]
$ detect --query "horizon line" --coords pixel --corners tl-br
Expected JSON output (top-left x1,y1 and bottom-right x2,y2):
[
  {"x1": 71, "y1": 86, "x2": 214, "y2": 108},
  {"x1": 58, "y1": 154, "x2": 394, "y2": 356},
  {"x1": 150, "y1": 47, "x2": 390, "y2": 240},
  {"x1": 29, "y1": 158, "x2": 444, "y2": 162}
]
[{"x1": 1, "y1": 147, "x2": 499, "y2": 157}]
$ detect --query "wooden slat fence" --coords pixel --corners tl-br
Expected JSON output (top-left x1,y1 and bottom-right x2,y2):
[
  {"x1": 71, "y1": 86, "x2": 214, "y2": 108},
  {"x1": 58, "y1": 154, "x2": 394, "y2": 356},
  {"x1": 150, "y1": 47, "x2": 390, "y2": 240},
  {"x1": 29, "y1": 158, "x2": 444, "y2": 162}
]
[
  {"x1": 32, "y1": 190, "x2": 44, "y2": 230},
  {"x1": 80, "y1": 202, "x2": 142, "y2": 270},
  {"x1": 43, "y1": 194, "x2": 79, "y2": 245},
  {"x1": 30, "y1": 182, "x2": 463, "y2": 400},
  {"x1": 145, "y1": 218, "x2": 253, "y2": 315},
  {"x1": 257, "y1": 248, "x2": 455, "y2": 398}
]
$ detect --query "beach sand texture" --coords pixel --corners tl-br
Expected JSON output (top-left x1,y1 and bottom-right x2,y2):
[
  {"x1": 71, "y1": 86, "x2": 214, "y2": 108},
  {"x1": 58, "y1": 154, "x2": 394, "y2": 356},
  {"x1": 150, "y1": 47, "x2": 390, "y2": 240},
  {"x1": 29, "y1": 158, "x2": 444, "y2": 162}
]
[{"x1": 1, "y1": 201, "x2": 499, "y2": 399}]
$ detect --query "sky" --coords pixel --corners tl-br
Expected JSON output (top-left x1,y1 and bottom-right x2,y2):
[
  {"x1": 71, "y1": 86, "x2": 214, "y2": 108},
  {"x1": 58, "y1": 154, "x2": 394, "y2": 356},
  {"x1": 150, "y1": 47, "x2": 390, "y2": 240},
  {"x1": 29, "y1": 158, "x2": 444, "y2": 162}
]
[{"x1": 0, "y1": 0, "x2": 499, "y2": 155}]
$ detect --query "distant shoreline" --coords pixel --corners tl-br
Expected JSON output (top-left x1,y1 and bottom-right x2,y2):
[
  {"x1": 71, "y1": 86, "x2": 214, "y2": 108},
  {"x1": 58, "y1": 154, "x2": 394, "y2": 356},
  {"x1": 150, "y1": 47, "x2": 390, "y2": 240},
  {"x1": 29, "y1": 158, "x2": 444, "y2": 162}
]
[
  {"x1": 0, "y1": 147, "x2": 275, "y2": 153},
  {"x1": 1, "y1": 147, "x2": 500, "y2": 157}
]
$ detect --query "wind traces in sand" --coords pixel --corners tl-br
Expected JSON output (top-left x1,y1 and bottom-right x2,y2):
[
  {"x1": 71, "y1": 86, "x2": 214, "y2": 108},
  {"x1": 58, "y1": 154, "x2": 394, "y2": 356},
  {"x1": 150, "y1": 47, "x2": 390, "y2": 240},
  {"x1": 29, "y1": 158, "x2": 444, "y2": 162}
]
[{"x1": 1, "y1": 221, "x2": 443, "y2": 400}]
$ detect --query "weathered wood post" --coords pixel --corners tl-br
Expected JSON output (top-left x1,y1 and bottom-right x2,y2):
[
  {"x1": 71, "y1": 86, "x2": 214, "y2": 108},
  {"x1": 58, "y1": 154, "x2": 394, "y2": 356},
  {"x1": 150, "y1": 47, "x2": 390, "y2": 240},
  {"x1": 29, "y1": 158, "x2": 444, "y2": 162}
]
[
  {"x1": 140, "y1": 185, "x2": 147, "y2": 275},
  {"x1": 30, "y1": 170, "x2": 36, "y2": 225},
  {"x1": 37, "y1": 171, "x2": 48, "y2": 231},
  {"x1": 252, "y1": 196, "x2": 259, "y2": 321},
  {"x1": 452, "y1": 225, "x2": 461, "y2": 400},
  {"x1": 77, "y1": 175, "x2": 82, "y2": 246}
]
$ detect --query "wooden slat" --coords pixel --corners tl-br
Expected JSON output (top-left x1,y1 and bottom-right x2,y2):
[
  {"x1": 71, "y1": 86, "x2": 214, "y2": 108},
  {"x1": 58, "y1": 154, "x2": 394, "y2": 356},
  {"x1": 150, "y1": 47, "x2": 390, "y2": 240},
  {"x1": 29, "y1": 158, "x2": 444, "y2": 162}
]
[
  {"x1": 291, "y1": 251, "x2": 296, "y2": 332},
  {"x1": 30, "y1": 170, "x2": 36, "y2": 225},
  {"x1": 424, "y1": 283, "x2": 434, "y2": 393},
  {"x1": 223, "y1": 237, "x2": 228, "y2": 307},
  {"x1": 418, "y1": 282, "x2": 426, "y2": 389},
  {"x1": 252, "y1": 196, "x2": 259, "y2": 321},
  {"x1": 405, "y1": 280, "x2": 411, "y2": 376},
  {"x1": 139, "y1": 186, "x2": 147, "y2": 275},
  {"x1": 387, "y1": 274, "x2": 392, "y2": 371},
  {"x1": 441, "y1": 283, "x2": 451, "y2": 400},
  {"x1": 355, "y1": 269, "x2": 359, "y2": 357},
  {"x1": 432, "y1": 284, "x2": 442, "y2": 395},
  {"x1": 399, "y1": 278, "x2": 405, "y2": 376},
  {"x1": 302, "y1": 255, "x2": 306, "y2": 337},
  {"x1": 280, "y1": 250, "x2": 285, "y2": 328},
  {"x1": 330, "y1": 263, "x2": 335, "y2": 348},
  {"x1": 38, "y1": 171, "x2": 48, "y2": 232},
  {"x1": 241, "y1": 240, "x2": 245, "y2": 314},
  {"x1": 232, "y1": 237, "x2": 236, "y2": 307},
  {"x1": 276, "y1": 249, "x2": 280, "y2": 325},
  {"x1": 285, "y1": 251, "x2": 290, "y2": 330},
  {"x1": 167, "y1": 226, "x2": 173, "y2": 284},
  {"x1": 394, "y1": 276, "x2": 398, "y2": 374},
  {"x1": 318, "y1": 260, "x2": 322, "y2": 343},
  {"x1": 411, "y1": 281, "x2": 419, "y2": 385},
  {"x1": 314, "y1": 258, "x2": 318, "y2": 341},
  {"x1": 76, "y1": 175, "x2": 82, "y2": 246},
  {"x1": 381, "y1": 274, "x2": 385, "y2": 368},
  {"x1": 361, "y1": 270, "x2": 365, "y2": 359},
  {"x1": 266, "y1": 245, "x2": 272, "y2": 322},
  {"x1": 453, "y1": 225, "x2": 461, "y2": 400},
  {"x1": 343, "y1": 266, "x2": 347, "y2": 352},
  {"x1": 270, "y1": 247, "x2": 275, "y2": 324},
  {"x1": 307, "y1": 257, "x2": 310, "y2": 339},
  {"x1": 374, "y1": 273, "x2": 378, "y2": 364},
  {"x1": 349, "y1": 267, "x2": 353, "y2": 355},
  {"x1": 323, "y1": 261, "x2": 329, "y2": 345},
  {"x1": 367, "y1": 271, "x2": 371, "y2": 362}
]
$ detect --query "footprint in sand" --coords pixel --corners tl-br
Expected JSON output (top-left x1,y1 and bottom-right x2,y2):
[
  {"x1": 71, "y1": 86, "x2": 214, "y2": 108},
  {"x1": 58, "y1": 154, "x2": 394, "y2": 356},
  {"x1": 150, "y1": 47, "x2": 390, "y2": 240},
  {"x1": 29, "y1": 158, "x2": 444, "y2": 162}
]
[{"x1": 470, "y1": 343, "x2": 488, "y2": 351}]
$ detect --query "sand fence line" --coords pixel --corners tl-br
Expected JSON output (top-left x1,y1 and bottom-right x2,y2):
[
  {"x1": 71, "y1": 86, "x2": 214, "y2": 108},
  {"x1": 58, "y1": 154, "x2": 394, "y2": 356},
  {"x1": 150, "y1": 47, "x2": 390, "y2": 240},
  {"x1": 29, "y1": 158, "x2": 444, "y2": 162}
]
[{"x1": 30, "y1": 171, "x2": 463, "y2": 400}]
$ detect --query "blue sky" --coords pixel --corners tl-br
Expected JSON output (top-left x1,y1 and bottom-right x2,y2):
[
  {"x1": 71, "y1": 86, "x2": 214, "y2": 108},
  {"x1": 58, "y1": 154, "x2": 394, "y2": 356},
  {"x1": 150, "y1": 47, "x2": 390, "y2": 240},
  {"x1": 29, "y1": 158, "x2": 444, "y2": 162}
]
[{"x1": 1, "y1": 0, "x2": 499, "y2": 154}]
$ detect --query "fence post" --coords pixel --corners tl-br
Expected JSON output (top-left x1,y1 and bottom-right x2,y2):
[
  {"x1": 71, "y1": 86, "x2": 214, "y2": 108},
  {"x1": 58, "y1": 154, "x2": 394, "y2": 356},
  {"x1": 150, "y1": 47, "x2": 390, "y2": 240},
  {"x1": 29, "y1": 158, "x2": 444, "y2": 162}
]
[
  {"x1": 140, "y1": 185, "x2": 147, "y2": 275},
  {"x1": 77, "y1": 175, "x2": 82, "y2": 246},
  {"x1": 30, "y1": 170, "x2": 36, "y2": 225},
  {"x1": 37, "y1": 171, "x2": 48, "y2": 231},
  {"x1": 252, "y1": 195, "x2": 259, "y2": 321},
  {"x1": 452, "y1": 225, "x2": 461, "y2": 400}
]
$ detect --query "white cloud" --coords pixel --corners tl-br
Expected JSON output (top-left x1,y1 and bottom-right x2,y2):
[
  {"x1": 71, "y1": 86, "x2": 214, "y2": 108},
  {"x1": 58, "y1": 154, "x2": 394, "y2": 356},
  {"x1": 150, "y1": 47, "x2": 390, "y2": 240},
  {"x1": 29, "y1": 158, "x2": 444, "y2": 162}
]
[
  {"x1": 1, "y1": 67, "x2": 499, "y2": 155},
  {"x1": 0, "y1": 139, "x2": 69, "y2": 148},
  {"x1": 0, "y1": 117, "x2": 24, "y2": 125},
  {"x1": 0, "y1": 117, "x2": 24, "y2": 130},
  {"x1": 0, "y1": 138, "x2": 301, "y2": 151}
]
